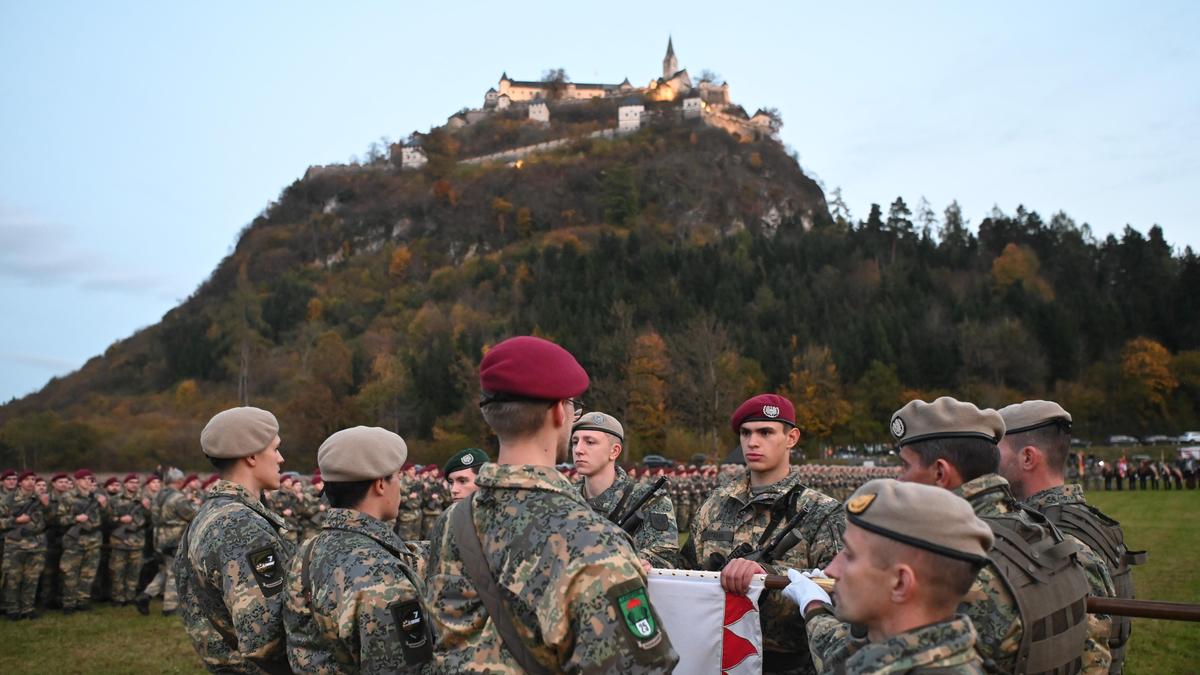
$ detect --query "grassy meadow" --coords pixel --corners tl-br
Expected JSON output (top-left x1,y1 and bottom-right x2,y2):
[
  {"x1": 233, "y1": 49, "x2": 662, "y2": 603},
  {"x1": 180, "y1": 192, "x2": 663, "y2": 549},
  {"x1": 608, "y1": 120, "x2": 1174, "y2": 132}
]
[{"x1": 0, "y1": 489, "x2": 1194, "y2": 673}]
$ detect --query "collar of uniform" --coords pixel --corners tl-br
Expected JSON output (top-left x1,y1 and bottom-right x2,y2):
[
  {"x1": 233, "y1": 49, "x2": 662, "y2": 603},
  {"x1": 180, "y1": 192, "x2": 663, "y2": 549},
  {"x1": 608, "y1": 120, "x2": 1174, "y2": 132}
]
[
  {"x1": 320, "y1": 507, "x2": 405, "y2": 548},
  {"x1": 726, "y1": 466, "x2": 802, "y2": 507},
  {"x1": 475, "y1": 463, "x2": 585, "y2": 503},
  {"x1": 208, "y1": 479, "x2": 287, "y2": 528},
  {"x1": 953, "y1": 473, "x2": 1015, "y2": 517},
  {"x1": 1024, "y1": 483, "x2": 1086, "y2": 509},
  {"x1": 580, "y1": 465, "x2": 632, "y2": 506},
  {"x1": 848, "y1": 614, "x2": 977, "y2": 669}
]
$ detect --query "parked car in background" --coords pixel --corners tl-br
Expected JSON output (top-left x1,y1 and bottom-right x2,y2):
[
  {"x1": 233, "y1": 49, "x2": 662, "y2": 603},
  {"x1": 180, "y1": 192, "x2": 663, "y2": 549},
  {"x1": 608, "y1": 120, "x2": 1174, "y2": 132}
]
[
  {"x1": 1070, "y1": 438, "x2": 1091, "y2": 448},
  {"x1": 1106, "y1": 435, "x2": 1139, "y2": 445},
  {"x1": 1142, "y1": 434, "x2": 1176, "y2": 445},
  {"x1": 642, "y1": 454, "x2": 674, "y2": 468},
  {"x1": 1179, "y1": 431, "x2": 1200, "y2": 443}
]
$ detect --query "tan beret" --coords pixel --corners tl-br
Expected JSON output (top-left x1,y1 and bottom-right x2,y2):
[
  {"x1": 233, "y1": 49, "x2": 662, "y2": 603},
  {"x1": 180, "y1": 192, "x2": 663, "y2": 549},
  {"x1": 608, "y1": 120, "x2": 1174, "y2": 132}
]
[
  {"x1": 317, "y1": 426, "x2": 408, "y2": 482},
  {"x1": 890, "y1": 397, "x2": 1004, "y2": 446},
  {"x1": 201, "y1": 407, "x2": 280, "y2": 459},
  {"x1": 998, "y1": 400, "x2": 1072, "y2": 435},
  {"x1": 572, "y1": 411, "x2": 625, "y2": 442},
  {"x1": 846, "y1": 478, "x2": 993, "y2": 564}
]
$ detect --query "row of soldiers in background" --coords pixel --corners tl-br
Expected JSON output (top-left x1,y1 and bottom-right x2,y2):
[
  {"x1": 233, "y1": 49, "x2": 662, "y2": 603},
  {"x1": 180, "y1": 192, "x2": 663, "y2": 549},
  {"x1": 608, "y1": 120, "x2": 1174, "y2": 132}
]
[{"x1": 1083, "y1": 455, "x2": 1200, "y2": 491}]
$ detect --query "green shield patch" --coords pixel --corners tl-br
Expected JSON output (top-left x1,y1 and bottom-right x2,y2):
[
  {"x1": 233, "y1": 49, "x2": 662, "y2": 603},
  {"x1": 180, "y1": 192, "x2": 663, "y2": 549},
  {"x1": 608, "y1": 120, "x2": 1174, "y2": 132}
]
[{"x1": 617, "y1": 586, "x2": 657, "y2": 640}]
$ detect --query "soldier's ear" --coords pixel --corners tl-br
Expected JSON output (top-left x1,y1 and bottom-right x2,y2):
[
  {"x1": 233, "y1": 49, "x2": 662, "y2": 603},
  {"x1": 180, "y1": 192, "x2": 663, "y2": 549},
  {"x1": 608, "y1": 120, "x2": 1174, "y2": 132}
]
[{"x1": 890, "y1": 562, "x2": 918, "y2": 604}]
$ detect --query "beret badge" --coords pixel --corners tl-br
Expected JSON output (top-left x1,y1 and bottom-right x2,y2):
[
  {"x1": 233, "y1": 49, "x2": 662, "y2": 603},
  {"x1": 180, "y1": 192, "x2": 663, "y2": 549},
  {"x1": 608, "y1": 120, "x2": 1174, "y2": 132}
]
[
  {"x1": 592, "y1": 413, "x2": 605, "y2": 424},
  {"x1": 762, "y1": 405, "x2": 780, "y2": 418},
  {"x1": 890, "y1": 417, "x2": 906, "y2": 438},
  {"x1": 461, "y1": 454, "x2": 474, "y2": 466},
  {"x1": 847, "y1": 493, "x2": 876, "y2": 514}
]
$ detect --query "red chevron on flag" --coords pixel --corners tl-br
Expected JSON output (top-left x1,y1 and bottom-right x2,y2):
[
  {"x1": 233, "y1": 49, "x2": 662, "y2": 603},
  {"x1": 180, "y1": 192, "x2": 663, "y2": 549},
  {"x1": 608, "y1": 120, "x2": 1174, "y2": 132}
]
[{"x1": 647, "y1": 569, "x2": 765, "y2": 675}]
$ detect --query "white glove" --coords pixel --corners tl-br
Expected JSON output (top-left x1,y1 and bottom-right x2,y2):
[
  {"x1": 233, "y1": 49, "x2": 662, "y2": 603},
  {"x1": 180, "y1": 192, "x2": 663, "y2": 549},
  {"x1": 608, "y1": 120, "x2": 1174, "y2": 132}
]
[{"x1": 782, "y1": 568, "x2": 831, "y2": 612}]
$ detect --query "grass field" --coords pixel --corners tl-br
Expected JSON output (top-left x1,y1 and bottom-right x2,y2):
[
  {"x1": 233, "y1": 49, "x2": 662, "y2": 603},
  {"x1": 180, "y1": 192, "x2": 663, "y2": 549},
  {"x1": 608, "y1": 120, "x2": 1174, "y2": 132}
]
[{"x1": 0, "y1": 489, "x2": 1194, "y2": 673}]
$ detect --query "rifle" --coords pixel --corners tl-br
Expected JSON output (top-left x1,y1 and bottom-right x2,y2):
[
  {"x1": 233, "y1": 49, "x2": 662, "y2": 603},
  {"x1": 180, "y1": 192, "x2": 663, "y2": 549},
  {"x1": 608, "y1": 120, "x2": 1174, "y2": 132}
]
[
  {"x1": 617, "y1": 476, "x2": 669, "y2": 535},
  {"x1": 714, "y1": 483, "x2": 809, "y2": 569},
  {"x1": 759, "y1": 574, "x2": 1200, "y2": 622}
]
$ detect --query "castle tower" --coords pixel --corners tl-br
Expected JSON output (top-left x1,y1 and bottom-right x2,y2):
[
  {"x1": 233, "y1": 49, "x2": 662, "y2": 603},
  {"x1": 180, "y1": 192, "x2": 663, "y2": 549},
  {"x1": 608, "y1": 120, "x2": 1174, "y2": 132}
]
[{"x1": 663, "y1": 36, "x2": 678, "y2": 79}]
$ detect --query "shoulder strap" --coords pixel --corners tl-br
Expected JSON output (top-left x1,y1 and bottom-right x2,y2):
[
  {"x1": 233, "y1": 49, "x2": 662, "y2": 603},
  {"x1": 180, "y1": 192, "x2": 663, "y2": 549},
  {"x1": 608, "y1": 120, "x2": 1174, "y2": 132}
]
[
  {"x1": 450, "y1": 498, "x2": 552, "y2": 675},
  {"x1": 605, "y1": 481, "x2": 637, "y2": 523}
]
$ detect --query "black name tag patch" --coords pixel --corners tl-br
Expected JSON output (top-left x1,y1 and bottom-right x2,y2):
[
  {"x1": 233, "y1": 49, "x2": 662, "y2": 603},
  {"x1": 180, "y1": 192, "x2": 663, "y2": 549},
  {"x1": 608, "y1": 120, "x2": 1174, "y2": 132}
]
[
  {"x1": 390, "y1": 600, "x2": 433, "y2": 665},
  {"x1": 247, "y1": 546, "x2": 284, "y2": 597}
]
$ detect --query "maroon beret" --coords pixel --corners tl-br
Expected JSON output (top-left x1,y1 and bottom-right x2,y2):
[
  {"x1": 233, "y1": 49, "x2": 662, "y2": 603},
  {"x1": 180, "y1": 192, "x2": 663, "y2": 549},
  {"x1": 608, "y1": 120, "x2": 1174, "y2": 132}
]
[
  {"x1": 730, "y1": 393, "x2": 797, "y2": 433},
  {"x1": 104, "y1": 476, "x2": 120, "y2": 487},
  {"x1": 146, "y1": 473, "x2": 161, "y2": 483},
  {"x1": 1, "y1": 469, "x2": 15, "y2": 479},
  {"x1": 73, "y1": 468, "x2": 94, "y2": 480},
  {"x1": 18, "y1": 470, "x2": 37, "y2": 482},
  {"x1": 202, "y1": 474, "x2": 220, "y2": 488},
  {"x1": 123, "y1": 473, "x2": 140, "y2": 483},
  {"x1": 52, "y1": 472, "x2": 70, "y2": 482},
  {"x1": 183, "y1": 473, "x2": 199, "y2": 485},
  {"x1": 480, "y1": 336, "x2": 589, "y2": 401}
]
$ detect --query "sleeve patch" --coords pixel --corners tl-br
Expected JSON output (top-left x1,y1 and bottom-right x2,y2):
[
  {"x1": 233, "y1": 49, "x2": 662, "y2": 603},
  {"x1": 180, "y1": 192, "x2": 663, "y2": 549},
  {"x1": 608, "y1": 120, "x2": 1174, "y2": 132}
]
[
  {"x1": 246, "y1": 546, "x2": 284, "y2": 597},
  {"x1": 390, "y1": 600, "x2": 433, "y2": 665},
  {"x1": 607, "y1": 579, "x2": 665, "y2": 656},
  {"x1": 648, "y1": 512, "x2": 670, "y2": 531}
]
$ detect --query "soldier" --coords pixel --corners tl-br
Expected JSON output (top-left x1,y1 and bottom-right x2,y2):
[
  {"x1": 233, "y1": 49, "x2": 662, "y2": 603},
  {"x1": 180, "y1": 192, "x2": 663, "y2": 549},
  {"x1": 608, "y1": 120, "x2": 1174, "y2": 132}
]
[
  {"x1": 784, "y1": 479, "x2": 992, "y2": 673},
  {"x1": 1, "y1": 471, "x2": 48, "y2": 620},
  {"x1": 97, "y1": 476, "x2": 123, "y2": 601},
  {"x1": 136, "y1": 467, "x2": 198, "y2": 616},
  {"x1": 38, "y1": 472, "x2": 73, "y2": 609},
  {"x1": 58, "y1": 468, "x2": 107, "y2": 613},
  {"x1": 998, "y1": 400, "x2": 1141, "y2": 674},
  {"x1": 443, "y1": 448, "x2": 489, "y2": 504},
  {"x1": 681, "y1": 393, "x2": 845, "y2": 675},
  {"x1": 109, "y1": 473, "x2": 147, "y2": 607},
  {"x1": 393, "y1": 464, "x2": 423, "y2": 542},
  {"x1": 174, "y1": 406, "x2": 294, "y2": 673},
  {"x1": 572, "y1": 411, "x2": 679, "y2": 568},
  {"x1": 425, "y1": 335, "x2": 678, "y2": 672},
  {"x1": 137, "y1": 473, "x2": 162, "y2": 593},
  {"x1": 891, "y1": 397, "x2": 1097, "y2": 674},
  {"x1": 284, "y1": 426, "x2": 433, "y2": 673}
]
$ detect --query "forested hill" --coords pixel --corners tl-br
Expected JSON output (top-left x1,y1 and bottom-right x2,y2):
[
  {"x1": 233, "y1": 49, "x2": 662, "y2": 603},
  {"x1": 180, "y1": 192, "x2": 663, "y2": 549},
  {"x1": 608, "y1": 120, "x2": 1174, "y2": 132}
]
[{"x1": 1, "y1": 117, "x2": 1197, "y2": 471}]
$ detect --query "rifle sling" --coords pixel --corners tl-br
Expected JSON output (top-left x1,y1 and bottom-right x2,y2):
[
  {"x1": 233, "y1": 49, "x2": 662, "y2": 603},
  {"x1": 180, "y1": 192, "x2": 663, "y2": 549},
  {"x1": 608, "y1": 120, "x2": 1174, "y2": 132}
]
[{"x1": 450, "y1": 497, "x2": 552, "y2": 675}]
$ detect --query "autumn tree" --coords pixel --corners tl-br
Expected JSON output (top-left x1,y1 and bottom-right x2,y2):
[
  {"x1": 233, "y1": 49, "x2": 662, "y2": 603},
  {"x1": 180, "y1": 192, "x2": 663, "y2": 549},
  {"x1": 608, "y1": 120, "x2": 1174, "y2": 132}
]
[
  {"x1": 991, "y1": 243, "x2": 1054, "y2": 301},
  {"x1": 1121, "y1": 337, "x2": 1178, "y2": 425},
  {"x1": 625, "y1": 330, "x2": 671, "y2": 457},
  {"x1": 786, "y1": 343, "x2": 851, "y2": 446}
]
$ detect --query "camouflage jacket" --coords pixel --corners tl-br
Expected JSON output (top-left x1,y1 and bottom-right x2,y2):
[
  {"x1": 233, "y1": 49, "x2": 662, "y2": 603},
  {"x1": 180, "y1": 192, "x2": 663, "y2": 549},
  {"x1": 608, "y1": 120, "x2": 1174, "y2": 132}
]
[
  {"x1": 579, "y1": 466, "x2": 679, "y2": 568},
  {"x1": 108, "y1": 491, "x2": 148, "y2": 550},
  {"x1": 681, "y1": 467, "x2": 845, "y2": 663},
  {"x1": 155, "y1": 485, "x2": 198, "y2": 554},
  {"x1": 424, "y1": 463, "x2": 678, "y2": 673},
  {"x1": 808, "y1": 612, "x2": 986, "y2": 674},
  {"x1": 175, "y1": 479, "x2": 295, "y2": 674},
  {"x1": 284, "y1": 508, "x2": 432, "y2": 674},
  {"x1": 0, "y1": 490, "x2": 47, "y2": 551},
  {"x1": 58, "y1": 487, "x2": 104, "y2": 546},
  {"x1": 1024, "y1": 484, "x2": 1116, "y2": 675}
]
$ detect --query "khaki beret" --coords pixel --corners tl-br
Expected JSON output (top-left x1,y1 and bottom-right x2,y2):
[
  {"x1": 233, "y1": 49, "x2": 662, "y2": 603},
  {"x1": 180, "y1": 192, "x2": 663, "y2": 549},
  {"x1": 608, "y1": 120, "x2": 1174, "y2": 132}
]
[
  {"x1": 572, "y1": 411, "x2": 625, "y2": 442},
  {"x1": 998, "y1": 400, "x2": 1072, "y2": 435},
  {"x1": 443, "y1": 447, "x2": 489, "y2": 476},
  {"x1": 890, "y1": 397, "x2": 1004, "y2": 446},
  {"x1": 846, "y1": 478, "x2": 993, "y2": 564},
  {"x1": 318, "y1": 426, "x2": 408, "y2": 482},
  {"x1": 201, "y1": 407, "x2": 279, "y2": 459}
]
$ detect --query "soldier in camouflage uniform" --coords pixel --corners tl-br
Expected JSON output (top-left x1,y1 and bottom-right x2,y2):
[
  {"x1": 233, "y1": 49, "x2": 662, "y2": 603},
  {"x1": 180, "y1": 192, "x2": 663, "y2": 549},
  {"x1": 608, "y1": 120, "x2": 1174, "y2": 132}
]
[
  {"x1": 175, "y1": 406, "x2": 294, "y2": 674},
  {"x1": 426, "y1": 336, "x2": 678, "y2": 672},
  {"x1": 786, "y1": 479, "x2": 992, "y2": 674},
  {"x1": 443, "y1": 448, "x2": 488, "y2": 504},
  {"x1": 999, "y1": 401, "x2": 1133, "y2": 675},
  {"x1": 57, "y1": 468, "x2": 107, "y2": 613},
  {"x1": 0, "y1": 469, "x2": 15, "y2": 597},
  {"x1": 893, "y1": 397, "x2": 1098, "y2": 675},
  {"x1": 681, "y1": 394, "x2": 845, "y2": 675},
  {"x1": 285, "y1": 426, "x2": 433, "y2": 673},
  {"x1": 572, "y1": 412, "x2": 679, "y2": 568},
  {"x1": 1, "y1": 471, "x2": 48, "y2": 619},
  {"x1": 393, "y1": 465, "x2": 424, "y2": 541},
  {"x1": 108, "y1": 473, "x2": 147, "y2": 606},
  {"x1": 137, "y1": 467, "x2": 198, "y2": 615}
]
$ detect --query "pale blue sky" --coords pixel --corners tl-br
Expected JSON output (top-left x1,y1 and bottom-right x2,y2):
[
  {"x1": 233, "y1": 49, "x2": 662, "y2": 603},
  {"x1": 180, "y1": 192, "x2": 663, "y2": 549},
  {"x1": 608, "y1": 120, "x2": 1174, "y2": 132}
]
[{"x1": 2, "y1": 1, "x2": 1197, "y2": 402}]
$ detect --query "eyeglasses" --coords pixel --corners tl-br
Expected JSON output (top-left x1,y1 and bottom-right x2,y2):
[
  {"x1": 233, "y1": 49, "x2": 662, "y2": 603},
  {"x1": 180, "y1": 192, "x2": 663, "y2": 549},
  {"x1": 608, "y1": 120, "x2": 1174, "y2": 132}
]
[{"x1": 566, "y1": 398, "x2": 585, "y2": 422}]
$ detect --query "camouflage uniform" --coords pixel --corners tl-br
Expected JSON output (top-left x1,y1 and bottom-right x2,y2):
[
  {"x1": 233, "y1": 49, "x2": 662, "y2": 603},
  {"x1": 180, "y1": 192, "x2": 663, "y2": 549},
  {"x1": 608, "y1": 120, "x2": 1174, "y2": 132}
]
[
  {"x1": 425, "y1": 463, "x2": 678, "y2": 673},
  {"x1": 1024, "y1": 484, "x2": 1119, "y2": 674},
  {"x1": 579, "y1": 466, "x2": 679, "y2": 568},
  {"x1": 393, "y1": 478, "x2": 423, "y2": 541},
  {"x1": 175, "y1": 479, "x2": 294, "y2": 674},
  {"x1": 57, "y1": 487, "x2": 104, "y2": 609},
  {"x1": 681, "y1": 467, "x2": 845, "y2": 675},
  {"x1": 108, "y1": 491, "x2": 147, "y2": 603},
  {"x1": 807, "y1": 612, "x2": 986, "y2": 674},
  {"x1": 954, "y1": 474, "x2": 1102, "y2": 674},
  {"x1": 143, "y1": 484, "x2": 198, "y2": 612},
  {"x1": 284, "y1": 508, "x2": 433, "y2": 673},
  {"x1": 1, "y1": 490, "x2": 47, "y2": 617}
]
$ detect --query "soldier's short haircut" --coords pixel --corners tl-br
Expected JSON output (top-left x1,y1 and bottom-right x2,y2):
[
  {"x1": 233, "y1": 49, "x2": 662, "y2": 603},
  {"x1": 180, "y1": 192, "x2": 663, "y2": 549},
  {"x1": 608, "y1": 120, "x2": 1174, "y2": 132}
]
[
  {"x1": 208, "y1": 456, "x2": 240, "y2": 474},
  {"x1": 870, "y1": 537, "x2": 985, "y2": 603},
  {"x1": 480, "y1": 399, "x2": 552, "y2": 440},
  {"x1": 325, "y1": 474, "x2": 394, "y2": 509},
  {"x1": 904, "y1": 437, "x2": 999, "y2": 482},
  {"x1": 1006, "y1": 422, "x2": 1071, "y2": 476}
]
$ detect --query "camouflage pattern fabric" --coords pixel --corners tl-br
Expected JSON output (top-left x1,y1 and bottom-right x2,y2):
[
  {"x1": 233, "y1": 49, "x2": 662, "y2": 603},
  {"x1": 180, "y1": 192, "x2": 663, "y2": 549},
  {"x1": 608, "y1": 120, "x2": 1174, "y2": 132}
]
[
  {"x1": 1, "y1": 490, "x2": 47, "y2": 616},
  {"x1": 57, "y1": 487, "x2": 104, "y2": 608},
  {"x1": 155, "y1": 486, "x2": 198, "y2": 555},
  {"x1": 267, "y1": 489, "x2": 302, "y2": 545},
  {"x1": 807, "y1": 612, "x2": 986, "y2": 674},
  {"x1": 393, "y1": 478, "x2": 423, "y2": 542},
  {"x1": 681, "y1": 467, "x2": 845, "y2": 674},
  {"x1": 579, "y1": 466, "x2": 679, "y2": 568},
  {"x1": 175, "y1": 479, "x2": 294, "y2": 674},
  {"x1": 1024, "y1": 484, "x2": 1118, "y2": 675},
  {"x1": 424, "y1": 463, "x2": 678, "y2": 673},
  {"x1": 954, "y1": 473, "x2": 1102, "y2": 675},
  {"x1": 107, "y1": 491, "x2": 147, "y2": 602},
  {"x1": 284, "y1": 508, "x2": 432, "y2": 673}
]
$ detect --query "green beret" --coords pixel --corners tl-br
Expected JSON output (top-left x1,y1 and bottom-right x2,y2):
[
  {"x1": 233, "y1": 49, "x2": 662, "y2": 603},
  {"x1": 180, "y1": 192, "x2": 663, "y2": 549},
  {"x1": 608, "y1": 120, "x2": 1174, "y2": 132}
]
[
  {"x1": 572, "y1": 411, "x2": 624, "y2": 442},
  {"x1": 846, "y1": 478, "x2": 993, "y2": 564},
  {"x1": 998, "y1": 400, "x2": 1072, "y2": 435},
  {"x1": 444, "y1": 447, "x2": 489, "y2": 477},
  {"x1": 890, "y1": 397, "x2": 1004, "y2": 446},
  {"x1": 318, "y1": 427, "x2": 408, "y2": 482}
]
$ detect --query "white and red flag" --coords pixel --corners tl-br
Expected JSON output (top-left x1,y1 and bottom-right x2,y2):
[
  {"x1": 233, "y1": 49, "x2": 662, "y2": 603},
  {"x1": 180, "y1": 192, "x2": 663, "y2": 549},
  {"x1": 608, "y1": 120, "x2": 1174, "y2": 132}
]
[{"x1": 647, "y1": 569, "x2": 765, "y2": 675}]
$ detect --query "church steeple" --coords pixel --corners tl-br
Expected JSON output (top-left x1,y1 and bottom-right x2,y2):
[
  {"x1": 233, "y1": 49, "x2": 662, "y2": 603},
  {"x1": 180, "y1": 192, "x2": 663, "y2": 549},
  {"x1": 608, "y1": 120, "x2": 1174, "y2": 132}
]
[{"x1": 663, "y1": 36, "x2": 678, "y2": 80}]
